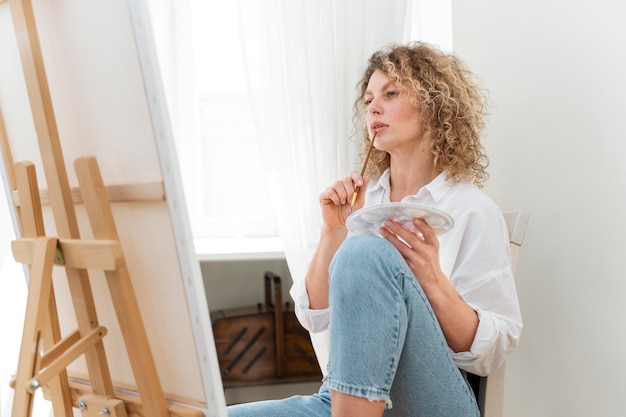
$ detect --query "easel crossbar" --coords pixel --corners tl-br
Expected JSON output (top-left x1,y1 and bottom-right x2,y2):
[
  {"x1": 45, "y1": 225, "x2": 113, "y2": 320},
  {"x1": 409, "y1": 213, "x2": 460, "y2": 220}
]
[
  {"x1": 11, "y1": 180, "x2": 165, "y2": 207},
  {"x1": 67, "y1": 380, "x2": 207, "y2": 417},
  {"x1": 30, "y1": 326, "x2": 107, "y2": 394},
  {"x1": 10, "y1": 327, "x2": 108, "y2": 395},
  {"x1": 12, "y1": 238, "x2": 125, "y2": 270}
]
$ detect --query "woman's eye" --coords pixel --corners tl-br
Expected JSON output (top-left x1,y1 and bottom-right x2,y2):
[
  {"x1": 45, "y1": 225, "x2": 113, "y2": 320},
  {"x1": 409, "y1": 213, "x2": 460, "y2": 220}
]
[
  {"x1": 386, "y1": 90, "x2": 398, "y2": 98},
  {"x1": 365, "y1": 91, "x2": 397, "y2": 105}
]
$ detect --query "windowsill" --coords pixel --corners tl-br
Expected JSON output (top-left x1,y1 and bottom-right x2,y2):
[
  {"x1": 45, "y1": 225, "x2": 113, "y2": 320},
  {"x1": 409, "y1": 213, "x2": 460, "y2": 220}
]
[{"x1": 194, "y1": 236, "x2": 285, "y2": 261}]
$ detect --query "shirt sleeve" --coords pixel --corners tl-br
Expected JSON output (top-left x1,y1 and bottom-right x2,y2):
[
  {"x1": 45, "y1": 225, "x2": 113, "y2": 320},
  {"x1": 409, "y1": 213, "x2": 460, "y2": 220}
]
[
  {"x1": 448, "y1": 207, "x2": 523, "y2": 376},
  {"x1": 294, "y1": 304, "x2": 331, "y2": 333},
  {"x1": 452, "y1": 282, "x2": 523, "y2": 376},
  {"x1": 289, "y1": 243, "x2": 332, "y2": 333}
]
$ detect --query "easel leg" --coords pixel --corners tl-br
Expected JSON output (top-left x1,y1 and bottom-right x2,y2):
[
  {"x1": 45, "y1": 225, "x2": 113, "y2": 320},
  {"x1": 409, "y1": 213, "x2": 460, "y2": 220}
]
[
  {"x1": 9, "y1": 0, "x2": 116, "y2": 399},
  {"x1": 15, "y1": 161, "x2": 74, "y2": 415},
  {"x1": 75, "y1": 156, "x2": 170, "y2": 416},
  {"x1": 11, "y1": 237, "x2": 59, "y2": 417},
  {"x1": 0, "y1": 105, "x2": 17, "y2": 203}
]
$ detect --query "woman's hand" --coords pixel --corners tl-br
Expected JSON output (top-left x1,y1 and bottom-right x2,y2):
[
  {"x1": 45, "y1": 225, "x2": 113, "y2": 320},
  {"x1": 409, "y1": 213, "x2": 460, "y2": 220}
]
[
  {"x1": 306, "y1": 172, "x2": 370, "y2": 310},
  {"x1": 319, "y1": 172, "x2": 370, "y2": 233},
  {"x1": 379, "y1": 217, "x2": 444, "y2": 290},
  {"x1": 380, "y1": 217, "x2": 479, "y2": 352}
]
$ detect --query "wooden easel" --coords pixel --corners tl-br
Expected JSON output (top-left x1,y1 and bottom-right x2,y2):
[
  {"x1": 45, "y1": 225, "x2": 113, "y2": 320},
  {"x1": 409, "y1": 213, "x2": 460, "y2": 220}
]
[
  {"x1": 9, "y1": 157, "x2": 179, "y2": 417},
  {"x1": 3, "y1": 0, "x2": 203, "y2": 416}
]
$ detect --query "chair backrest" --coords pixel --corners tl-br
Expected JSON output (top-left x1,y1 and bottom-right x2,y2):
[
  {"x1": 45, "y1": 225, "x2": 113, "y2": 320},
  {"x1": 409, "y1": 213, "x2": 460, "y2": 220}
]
[
  {"x1": 474, "y1": 210, "x2": 529, "y2": 417},
  {"x1": 505, "y1": 210, "x2": 529, "y2": 274}
]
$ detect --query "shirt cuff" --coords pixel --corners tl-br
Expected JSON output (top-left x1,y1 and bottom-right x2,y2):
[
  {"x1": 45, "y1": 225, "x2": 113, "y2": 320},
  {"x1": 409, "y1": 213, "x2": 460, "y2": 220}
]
[
  {"x1": 294, "y1": 304, "x2": 330, "y2": 333},
  {"x1": 451, "y1": 303, "x2": 500, "y2": 376}
]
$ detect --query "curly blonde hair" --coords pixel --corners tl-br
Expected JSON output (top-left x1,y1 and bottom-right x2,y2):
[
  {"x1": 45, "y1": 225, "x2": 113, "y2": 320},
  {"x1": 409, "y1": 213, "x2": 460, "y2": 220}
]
[{"x1": 354, "y1": 42, "x2": 489, "y2": 187}]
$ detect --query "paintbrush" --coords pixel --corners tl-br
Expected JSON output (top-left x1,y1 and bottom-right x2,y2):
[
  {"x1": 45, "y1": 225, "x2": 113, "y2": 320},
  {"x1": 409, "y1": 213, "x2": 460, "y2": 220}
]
[{"x1": 349, "y1": 131, "x2": 377, "y2": 214}]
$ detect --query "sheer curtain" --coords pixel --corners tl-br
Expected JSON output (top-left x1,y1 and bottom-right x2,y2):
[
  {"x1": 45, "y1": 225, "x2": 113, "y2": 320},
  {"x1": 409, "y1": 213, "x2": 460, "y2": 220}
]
[
  {"x1": 238, "y1": 0, "x2": 409, "y2": 279},
  {"x1": 146, "y1": 0, "x2": 451, "y2": 268},
  {"x1": 146, "y1": 0, "x2": 451, "y2": 265},
  {"x1": 238, "y1": 0, "x2": 408, "y2": 372}
]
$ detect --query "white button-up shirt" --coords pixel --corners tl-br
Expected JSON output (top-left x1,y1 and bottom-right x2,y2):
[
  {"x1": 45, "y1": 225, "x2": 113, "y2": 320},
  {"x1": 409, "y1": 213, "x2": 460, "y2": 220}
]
[{"x1": 290, "y1": 170, "x2": 523, "y2": 376}]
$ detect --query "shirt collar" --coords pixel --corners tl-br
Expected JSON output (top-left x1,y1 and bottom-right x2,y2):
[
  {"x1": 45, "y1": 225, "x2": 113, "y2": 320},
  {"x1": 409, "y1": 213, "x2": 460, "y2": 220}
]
[
  {"x1": 418, "y1": 171, "x2": 450, "y2": 203},
  {"x1": 370, "y1": 169, "x2": 451, "y2": 203}
]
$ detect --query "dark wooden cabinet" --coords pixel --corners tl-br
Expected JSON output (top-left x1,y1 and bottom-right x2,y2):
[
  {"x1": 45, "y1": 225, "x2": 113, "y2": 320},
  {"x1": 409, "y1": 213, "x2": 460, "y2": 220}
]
[{"x1": 211, "y1": 272, "x2": 322, "y2": 387}]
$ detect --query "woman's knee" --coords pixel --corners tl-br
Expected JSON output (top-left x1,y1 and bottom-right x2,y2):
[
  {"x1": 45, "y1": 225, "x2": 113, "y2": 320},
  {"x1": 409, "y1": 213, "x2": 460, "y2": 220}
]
[
  {"x1": 330, "y1": 235, "x2": 400, "y2": 282},
  {"x1": 328, "y1": 235, "x2": 408, "y2": 303},
  {"x1": 331, "y1": 235, "x2": 391, "y2": 271}
]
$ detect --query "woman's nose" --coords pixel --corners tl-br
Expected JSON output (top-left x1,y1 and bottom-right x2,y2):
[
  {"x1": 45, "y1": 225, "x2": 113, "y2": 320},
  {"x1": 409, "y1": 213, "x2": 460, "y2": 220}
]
[{"x1": 368, "y1": 98, "x2": 382, "y2": 115}]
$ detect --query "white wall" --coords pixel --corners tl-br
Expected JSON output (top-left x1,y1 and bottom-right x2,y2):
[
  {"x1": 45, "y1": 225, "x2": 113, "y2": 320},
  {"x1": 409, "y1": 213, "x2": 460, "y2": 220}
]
[
  {"x1": 451, "y1": 1, "x2": 626, "y2": 416},
  {"x1": 201, "y1": 259, "x2": 293, "y2": 311}
]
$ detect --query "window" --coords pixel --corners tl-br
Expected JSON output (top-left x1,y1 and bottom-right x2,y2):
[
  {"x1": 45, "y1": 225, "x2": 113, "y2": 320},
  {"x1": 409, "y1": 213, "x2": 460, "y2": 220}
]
[
  {"x1": 185, "y1": 1, "x2": 278, "y2": 240},
  {"x1": 158, "y1": 0, "x2": 452, "y2": 260}
]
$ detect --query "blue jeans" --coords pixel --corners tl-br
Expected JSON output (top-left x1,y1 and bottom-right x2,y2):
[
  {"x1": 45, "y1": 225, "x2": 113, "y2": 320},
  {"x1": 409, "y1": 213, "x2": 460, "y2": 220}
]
[{"x1": 228, "y1": 235, "x2": 479, "y2": 417}]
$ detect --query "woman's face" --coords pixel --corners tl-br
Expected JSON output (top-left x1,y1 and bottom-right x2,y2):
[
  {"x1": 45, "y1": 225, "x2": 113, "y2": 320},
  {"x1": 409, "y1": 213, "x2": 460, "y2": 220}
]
[{"x1": 364, "y1": 69, "x2": 426, "y2": 155}]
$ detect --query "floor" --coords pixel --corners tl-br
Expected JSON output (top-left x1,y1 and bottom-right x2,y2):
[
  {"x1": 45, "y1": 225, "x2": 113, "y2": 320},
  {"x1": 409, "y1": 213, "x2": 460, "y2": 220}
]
[{"x1": 224, "y1": 381, "x2": 322, "y2": 406}]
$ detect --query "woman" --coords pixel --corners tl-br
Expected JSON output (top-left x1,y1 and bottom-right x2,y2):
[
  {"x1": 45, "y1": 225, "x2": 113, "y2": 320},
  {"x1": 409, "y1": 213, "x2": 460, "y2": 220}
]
[{"x1": 228, "y1": 42, "x2": 522, "y2": 417}]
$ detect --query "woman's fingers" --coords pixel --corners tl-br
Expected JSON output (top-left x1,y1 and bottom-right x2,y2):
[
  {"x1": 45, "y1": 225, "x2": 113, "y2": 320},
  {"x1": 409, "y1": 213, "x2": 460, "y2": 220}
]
[
  {"x1": 380, "y1": 218, "x2": 441, "y2": 283},
  {"x1": 411, "y1": 218, "x2": 437, "y2": 245},
  {"x1": 349, "y1": 171, "x2": 364, "y2": 190},
  {"x1": 380, "y1": 218, "x2": 438, "y2": 253},
  {"x1": 321, "y1": 172, "x2": 364, "y2": 206}
]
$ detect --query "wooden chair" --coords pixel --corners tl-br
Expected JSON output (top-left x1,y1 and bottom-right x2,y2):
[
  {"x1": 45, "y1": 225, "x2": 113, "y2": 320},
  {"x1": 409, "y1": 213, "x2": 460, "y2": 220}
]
[
  {"x1": 309, "y1": 210, "x2": 529, "y2": 416},
  {"x1": 468, "y1": 210, "x2": 529, "y2": 417}
]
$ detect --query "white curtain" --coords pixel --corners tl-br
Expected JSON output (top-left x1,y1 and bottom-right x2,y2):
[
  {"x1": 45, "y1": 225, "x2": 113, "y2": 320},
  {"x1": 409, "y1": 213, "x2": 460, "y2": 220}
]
[
  {"x1": 146, "y1": 0, "x2": 451, "y2": 272},
  {"x1": 238, "y1": 0, "x2": 410, "y2": 279},
  {"x1": 147, "y1": 0, "x2": 451, "y2": 272}
]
